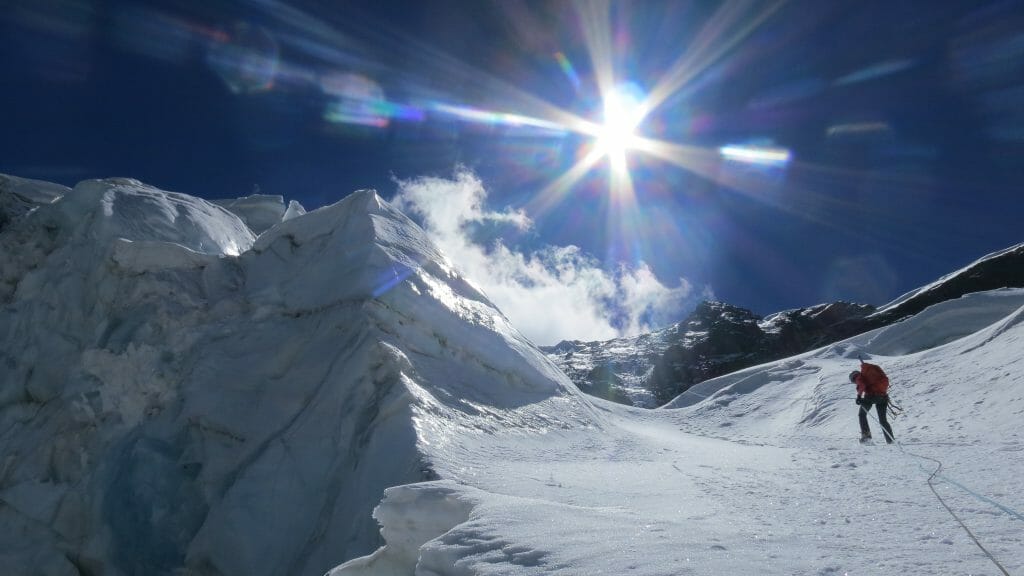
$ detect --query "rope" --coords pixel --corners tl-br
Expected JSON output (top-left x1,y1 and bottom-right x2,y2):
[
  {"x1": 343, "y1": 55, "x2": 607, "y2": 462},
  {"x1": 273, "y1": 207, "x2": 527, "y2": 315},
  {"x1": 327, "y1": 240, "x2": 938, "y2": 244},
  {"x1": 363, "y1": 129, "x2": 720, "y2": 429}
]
[
  {"x1": 899, "y1": 446, "x2": 1011, "y2": 576},
  {"x1": 681, "y1": 376, "x2": 1014, "y2": 573},
  {"x1": 863, "y1": 409, "x2": 1013, "y2": 576},
  {"x1": 929, "y1": 472, "x2": 1024, "y2": 523}
]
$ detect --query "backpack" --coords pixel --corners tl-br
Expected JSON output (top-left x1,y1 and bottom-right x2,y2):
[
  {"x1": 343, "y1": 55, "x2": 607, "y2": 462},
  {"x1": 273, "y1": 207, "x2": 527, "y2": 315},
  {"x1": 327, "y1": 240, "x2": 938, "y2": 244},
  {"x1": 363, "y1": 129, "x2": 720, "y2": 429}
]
[{"x1": 859, "y1": 362, "x2": 890, "y2": 395}]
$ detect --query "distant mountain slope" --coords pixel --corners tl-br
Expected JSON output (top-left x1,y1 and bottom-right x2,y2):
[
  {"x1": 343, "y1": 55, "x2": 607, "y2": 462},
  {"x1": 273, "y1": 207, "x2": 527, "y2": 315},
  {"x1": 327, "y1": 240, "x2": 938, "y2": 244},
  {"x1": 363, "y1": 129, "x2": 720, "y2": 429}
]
[
  {"x1": 0, "y1": 175, "x2": 594, "y2": 576},
  {"x1": 544, "y1": 300, "x2": 873, "y2": 406},
  {"x1": 544, "y1": 243, "x2": 1024, "y2": 407},
  {"x1": 871, "y1": 243, "x2": 1024, "y2": 322},
  {"x1": 542, "y1": 326, "x2": 677, "y2": 406}
]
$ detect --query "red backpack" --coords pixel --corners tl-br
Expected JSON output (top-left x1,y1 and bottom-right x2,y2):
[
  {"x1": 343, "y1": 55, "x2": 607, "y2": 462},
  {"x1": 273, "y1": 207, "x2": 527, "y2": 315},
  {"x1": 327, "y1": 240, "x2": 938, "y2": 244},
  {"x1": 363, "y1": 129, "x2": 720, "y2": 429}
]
[{"x1": 860, "y1": 362, "x2": 890, "y2": 395}]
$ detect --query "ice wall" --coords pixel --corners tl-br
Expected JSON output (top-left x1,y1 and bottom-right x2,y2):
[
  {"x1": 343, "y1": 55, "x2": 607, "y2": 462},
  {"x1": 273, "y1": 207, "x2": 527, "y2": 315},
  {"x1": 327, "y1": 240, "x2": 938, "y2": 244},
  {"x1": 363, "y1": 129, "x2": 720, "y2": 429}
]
[{"x1": 0, "y1": 175, "x2": 593, "y2": 576}]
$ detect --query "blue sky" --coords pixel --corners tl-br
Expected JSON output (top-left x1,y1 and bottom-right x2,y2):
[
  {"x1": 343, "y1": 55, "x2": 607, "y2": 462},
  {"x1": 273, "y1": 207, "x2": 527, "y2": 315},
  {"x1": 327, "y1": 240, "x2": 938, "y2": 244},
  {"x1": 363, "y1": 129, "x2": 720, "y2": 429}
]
[{"x1": 2, "y1": 0, "x2": 1022, "y2": 344}]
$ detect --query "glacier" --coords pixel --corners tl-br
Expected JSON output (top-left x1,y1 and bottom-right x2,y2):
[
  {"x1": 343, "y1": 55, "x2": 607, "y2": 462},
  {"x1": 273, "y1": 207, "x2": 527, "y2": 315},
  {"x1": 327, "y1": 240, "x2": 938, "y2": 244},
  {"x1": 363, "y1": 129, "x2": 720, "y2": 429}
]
[
  {"x1": 0, "y1": 175, "x2": 596, "y2": 576},
  {"x1": 333, "y1": 288, "x2": 1024, "y2": 576},
  {"x1": 2, "y1": 174, "x2": 1022, "y2": 576}
]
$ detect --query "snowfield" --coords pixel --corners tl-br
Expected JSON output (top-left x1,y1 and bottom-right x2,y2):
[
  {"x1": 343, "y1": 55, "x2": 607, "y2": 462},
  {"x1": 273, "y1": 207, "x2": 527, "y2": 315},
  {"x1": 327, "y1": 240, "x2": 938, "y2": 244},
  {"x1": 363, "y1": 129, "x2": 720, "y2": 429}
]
[
  {"x1": 0, "y1": 175, "x2": 1021, "y2": 576},
  {"x1": 336, "y1": 288, "x2": 1024, "y2": 576}
]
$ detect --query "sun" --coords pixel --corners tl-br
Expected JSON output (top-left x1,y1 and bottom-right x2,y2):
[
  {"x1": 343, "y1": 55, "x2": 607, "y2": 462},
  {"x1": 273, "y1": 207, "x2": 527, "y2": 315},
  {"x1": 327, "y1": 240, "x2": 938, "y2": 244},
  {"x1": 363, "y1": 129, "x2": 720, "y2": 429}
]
[
  {"x1": 520, "y1": 2, "x2": 792, "y2": 216},
  {"x1": 593, "y1": 84, "x2": 646, "y2": 173}
]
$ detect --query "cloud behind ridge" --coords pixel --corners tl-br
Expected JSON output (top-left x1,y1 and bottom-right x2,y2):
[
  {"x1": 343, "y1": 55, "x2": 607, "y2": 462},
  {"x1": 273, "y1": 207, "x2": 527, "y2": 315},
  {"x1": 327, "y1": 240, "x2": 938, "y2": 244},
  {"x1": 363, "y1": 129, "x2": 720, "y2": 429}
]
[{"x1": 392, "y1": 168, "x2": 702, "y2": 345}]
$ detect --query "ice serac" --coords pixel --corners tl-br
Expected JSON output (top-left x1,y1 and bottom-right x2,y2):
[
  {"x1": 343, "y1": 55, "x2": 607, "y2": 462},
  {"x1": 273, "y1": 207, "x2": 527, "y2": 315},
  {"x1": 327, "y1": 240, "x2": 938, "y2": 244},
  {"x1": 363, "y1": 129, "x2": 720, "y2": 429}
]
[
  {"x1": 213, "y1": 193, "x2": 308, "y2": 235},
  {"x1": 0, "y1": 175, "x2": 593, "y2": 576},
  {"x1": 0, "y1": 177, "x2": 256, "y2": 575}
]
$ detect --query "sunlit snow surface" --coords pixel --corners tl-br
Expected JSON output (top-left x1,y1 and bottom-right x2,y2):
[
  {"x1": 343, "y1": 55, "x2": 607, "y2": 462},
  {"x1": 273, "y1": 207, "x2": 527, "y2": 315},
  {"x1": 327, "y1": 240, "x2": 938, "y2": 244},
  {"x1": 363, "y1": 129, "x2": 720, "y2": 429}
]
[
  {"x1": 334, "y1": 302, "x2": 1024, "y2": 574},
  {"x1": 1, "y1": 175, "x2": 1021, "y2": 576}
]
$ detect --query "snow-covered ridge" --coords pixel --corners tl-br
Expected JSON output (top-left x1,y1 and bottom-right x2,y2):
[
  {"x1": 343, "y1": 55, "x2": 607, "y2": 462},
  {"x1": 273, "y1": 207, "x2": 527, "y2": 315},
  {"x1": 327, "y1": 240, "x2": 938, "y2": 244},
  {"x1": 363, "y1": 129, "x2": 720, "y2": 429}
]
[
  {"x1": 70, "y1": 177, "x2": 256, "y2": 255},
  {"x1": 872, "y1": 242, "x2": 1024, "y2": 319},
  {"x1": 663, "y1": 288, "x2": 1024, "y2": 411},
  {"x1": 0, "y1": 175, "x2": 595, "y2": 576}
]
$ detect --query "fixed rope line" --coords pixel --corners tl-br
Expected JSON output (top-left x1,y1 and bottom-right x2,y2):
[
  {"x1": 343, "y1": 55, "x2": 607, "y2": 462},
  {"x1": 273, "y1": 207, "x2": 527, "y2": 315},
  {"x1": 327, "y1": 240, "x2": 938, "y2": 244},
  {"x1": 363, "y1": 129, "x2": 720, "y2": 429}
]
[
  {"x1": 900, "y1": 446, "x2": 1010, "y2": 576},
  {"x1": 679, "y1": 383, "x2": 1018, "y2": 570},
  {"x1": 860, "y1": 408, "x2": 1022, "y2": 517},
  {"x1": 863, "y1": 409, "x2": 1013, "y2": 576},
  {"x1": 929, "y1": 472, "x2": 1024, "y2": 523}
]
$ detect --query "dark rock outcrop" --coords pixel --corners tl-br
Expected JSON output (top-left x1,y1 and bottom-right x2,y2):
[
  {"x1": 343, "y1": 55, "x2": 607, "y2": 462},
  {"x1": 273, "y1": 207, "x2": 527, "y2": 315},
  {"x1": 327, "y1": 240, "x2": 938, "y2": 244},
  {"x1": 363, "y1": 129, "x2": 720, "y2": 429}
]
[{"x1": 646, "y1": 300, "x2": 873, "y2": 405}]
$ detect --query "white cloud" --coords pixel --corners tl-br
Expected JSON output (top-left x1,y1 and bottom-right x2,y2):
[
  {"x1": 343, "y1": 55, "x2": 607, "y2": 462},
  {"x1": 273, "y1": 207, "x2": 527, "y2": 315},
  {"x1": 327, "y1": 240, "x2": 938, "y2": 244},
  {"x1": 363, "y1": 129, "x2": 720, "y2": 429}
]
[{"x1": 392, "y1": 168, "x2": 698, "y2": 345}]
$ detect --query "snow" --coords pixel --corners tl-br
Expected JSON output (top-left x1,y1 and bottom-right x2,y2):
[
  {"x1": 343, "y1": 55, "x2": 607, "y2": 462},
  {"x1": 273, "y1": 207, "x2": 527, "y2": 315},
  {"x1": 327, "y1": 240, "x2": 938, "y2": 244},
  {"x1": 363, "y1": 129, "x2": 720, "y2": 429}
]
[
  {"x1": 214, "y1": 193, "x2": 308, "y2": 235},
  {"x1": 0, "y1": 173, "x2": 69, "y2": 204},
  {"x1": 0, "y1": 174, "x2": 70, "y2": 234},
  {"x1": 873, "y1": 241, "x2": 1024, "y2": 315},
  {"x1": 54, "y1": 177, "x2": 256, "y2": 256},
  {"x1": 333, "y1": 288, "x2": 1024, "y2": 575},
  {"x1": 0, "y1": 175, "x2": 593, "y2": 576},
  {"x1": 1, "y1": 173, "x2": 1022, "y2": 576}
]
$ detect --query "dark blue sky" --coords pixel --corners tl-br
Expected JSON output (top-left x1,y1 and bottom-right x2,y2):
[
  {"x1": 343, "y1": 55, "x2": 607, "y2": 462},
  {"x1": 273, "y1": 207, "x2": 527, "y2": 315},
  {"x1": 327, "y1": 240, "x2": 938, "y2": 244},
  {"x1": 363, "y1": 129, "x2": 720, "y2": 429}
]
[{"x1": 2, "y1": 0, "x2": 1022, "y2": 328}]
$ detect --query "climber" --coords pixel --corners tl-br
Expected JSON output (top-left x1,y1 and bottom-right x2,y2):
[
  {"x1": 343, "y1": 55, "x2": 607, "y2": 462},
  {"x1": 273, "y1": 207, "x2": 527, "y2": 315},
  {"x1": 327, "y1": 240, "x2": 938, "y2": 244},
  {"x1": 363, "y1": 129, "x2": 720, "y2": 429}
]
[{"x1": 850, "y1": 361, "x2": 895, "y2": 443}]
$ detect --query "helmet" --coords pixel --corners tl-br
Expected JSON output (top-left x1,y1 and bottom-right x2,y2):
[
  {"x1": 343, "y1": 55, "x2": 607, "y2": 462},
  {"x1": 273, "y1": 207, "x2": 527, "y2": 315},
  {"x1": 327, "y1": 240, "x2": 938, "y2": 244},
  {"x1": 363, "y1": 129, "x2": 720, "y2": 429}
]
[{"x1": 848, "y1": 370, "x2": 860, "y2": 382}]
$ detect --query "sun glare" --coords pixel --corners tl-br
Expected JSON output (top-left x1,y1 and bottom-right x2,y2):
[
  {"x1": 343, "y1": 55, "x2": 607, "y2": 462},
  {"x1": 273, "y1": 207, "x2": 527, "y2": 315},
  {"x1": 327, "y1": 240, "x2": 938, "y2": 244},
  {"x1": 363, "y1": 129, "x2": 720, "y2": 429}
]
[
  {"x1": 526, "y1": 2, "x2": 789, "y2": 214},
  {"x1": 594, "y1": 84, "x2": 646, "y2": 173}
]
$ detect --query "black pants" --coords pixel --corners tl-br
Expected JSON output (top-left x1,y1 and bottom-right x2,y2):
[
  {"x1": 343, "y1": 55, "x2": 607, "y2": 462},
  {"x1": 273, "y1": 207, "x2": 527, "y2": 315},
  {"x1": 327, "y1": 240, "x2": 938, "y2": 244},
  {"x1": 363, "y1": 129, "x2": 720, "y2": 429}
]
[{"x1": 858, "y1": 395, "x2": 894, "y2": 443}]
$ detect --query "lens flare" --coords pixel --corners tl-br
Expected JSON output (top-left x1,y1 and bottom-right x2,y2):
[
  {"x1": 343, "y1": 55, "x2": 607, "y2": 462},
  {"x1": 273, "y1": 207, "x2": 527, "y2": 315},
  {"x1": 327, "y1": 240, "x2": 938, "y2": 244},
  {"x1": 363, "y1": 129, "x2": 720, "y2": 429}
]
[
  {"x1": 554, "y1": 51, "x2": 581, "y2": 91},
  {"x1": 833, "y1": 59, "x2": 915, "y2": 86},
  {"x1": 429, "y1": 102, "x2": 566, "y2": 133},
  {"x1": 207, "y1": 23, "x2": 279, "y2": 94},
  {"x1": 719, "y1": 144, "x2": 792, "y2": 166},
  {"x1": 826, "y1": 122, "x2": 892, "y2": 138},
  {"x1": 321, "y1": 72, "x2": 403, "y2": 128},
  {"x1": 188, "y1": 1, "x2": 794, "y2": 224}
]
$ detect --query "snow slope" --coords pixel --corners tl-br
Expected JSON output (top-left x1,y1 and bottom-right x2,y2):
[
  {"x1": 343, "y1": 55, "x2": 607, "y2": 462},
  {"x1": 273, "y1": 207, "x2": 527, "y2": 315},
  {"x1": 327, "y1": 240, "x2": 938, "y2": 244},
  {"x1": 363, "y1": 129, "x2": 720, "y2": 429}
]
[
  {"x1": 3, "y1": 174, "x2": 1021, "y2": 576},
  {"x1": 335, "y1": 288, "x2": 1024, "y2": 575},
  {"x1": 870, "y1": 242, "x2": 1024, "y2": 322},
  {"x1": 0, "y1": 176, "x2": 597, "y2": 576}
]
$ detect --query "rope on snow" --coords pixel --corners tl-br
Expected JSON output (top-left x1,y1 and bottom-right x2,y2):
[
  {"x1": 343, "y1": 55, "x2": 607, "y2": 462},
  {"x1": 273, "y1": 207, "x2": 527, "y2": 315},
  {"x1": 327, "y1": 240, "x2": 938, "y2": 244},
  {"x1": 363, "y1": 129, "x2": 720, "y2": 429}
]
[
  {"x1": 899, "y1": 446, "x2": 1010, "y2": 576},
  {"x1": 862, "y1": 409, "x2": 1013, "y2": 576}
]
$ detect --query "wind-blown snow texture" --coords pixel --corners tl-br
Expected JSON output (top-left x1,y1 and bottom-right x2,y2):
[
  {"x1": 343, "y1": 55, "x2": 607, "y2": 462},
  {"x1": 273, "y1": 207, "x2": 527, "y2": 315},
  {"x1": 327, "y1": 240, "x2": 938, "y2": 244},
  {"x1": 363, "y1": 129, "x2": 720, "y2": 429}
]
[{"x1": 2, "y1": 174, "x2": 1022, "y2": 576}]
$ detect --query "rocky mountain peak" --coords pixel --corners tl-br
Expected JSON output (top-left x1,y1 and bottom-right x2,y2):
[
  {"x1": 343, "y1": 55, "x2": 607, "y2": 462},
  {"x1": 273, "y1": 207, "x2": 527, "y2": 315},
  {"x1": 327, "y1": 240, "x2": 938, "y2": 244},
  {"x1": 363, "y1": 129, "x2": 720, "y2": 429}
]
[{"x1": 544, "y1": 242, "x2": 1024, "y2": 407}]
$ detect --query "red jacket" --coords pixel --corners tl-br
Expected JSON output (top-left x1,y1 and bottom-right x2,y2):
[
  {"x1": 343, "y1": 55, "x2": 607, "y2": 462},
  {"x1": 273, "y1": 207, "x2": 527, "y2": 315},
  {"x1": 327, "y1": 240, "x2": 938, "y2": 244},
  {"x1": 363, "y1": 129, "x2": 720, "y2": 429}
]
[{"x1": 856, "y1": 362, "x2": 890, "y2": 396}]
